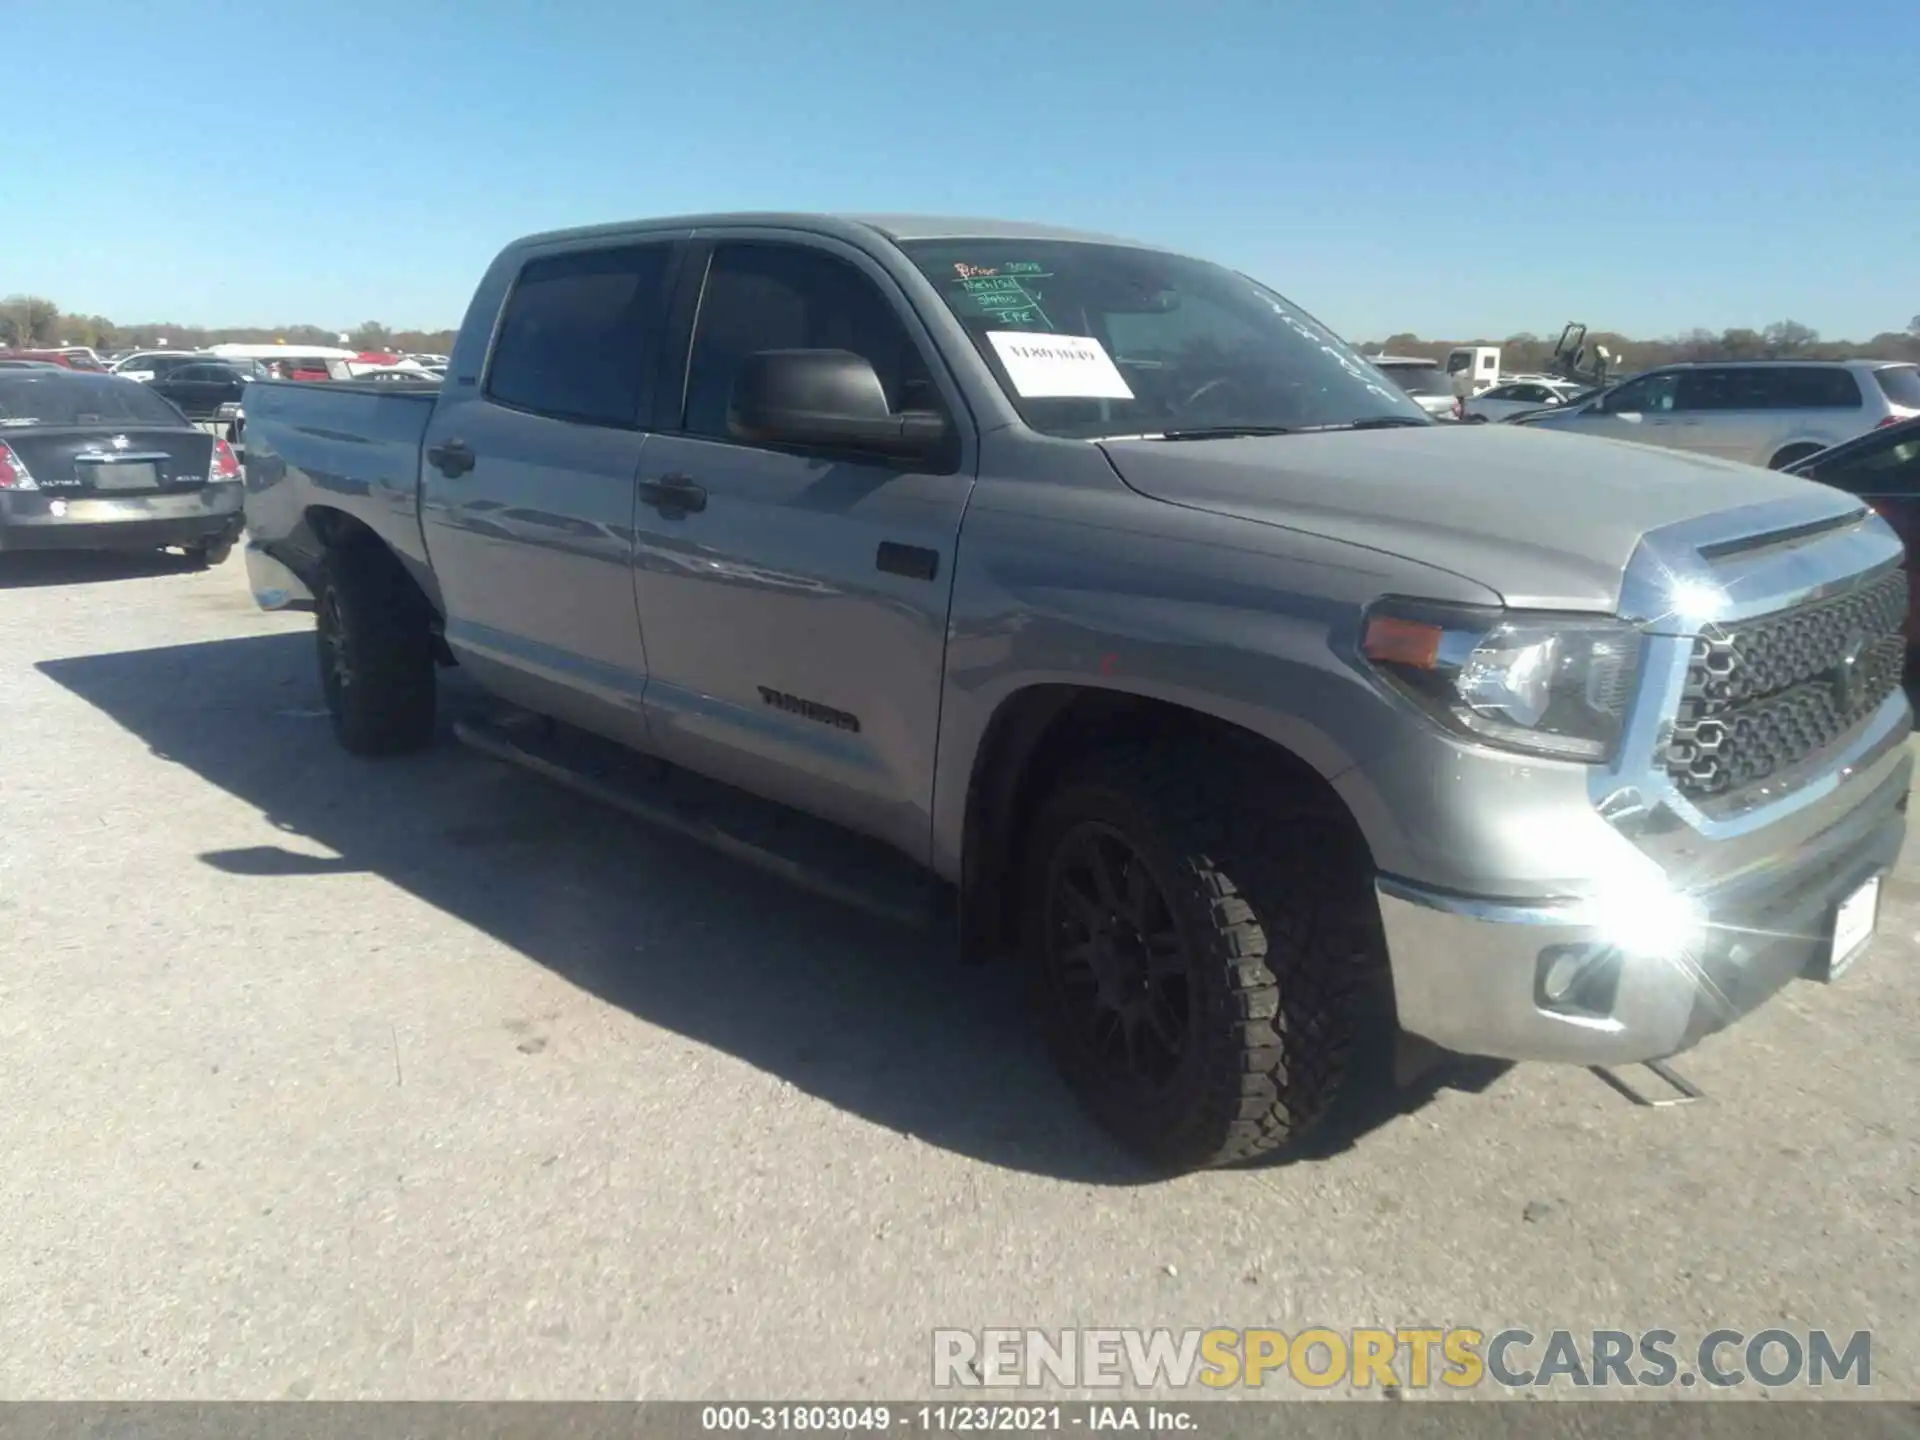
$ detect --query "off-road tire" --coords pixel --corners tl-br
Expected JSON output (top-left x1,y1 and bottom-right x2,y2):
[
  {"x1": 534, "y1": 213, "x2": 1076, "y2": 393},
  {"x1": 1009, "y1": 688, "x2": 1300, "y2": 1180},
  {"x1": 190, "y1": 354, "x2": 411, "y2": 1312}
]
[
  {"x1": 313, "y1": 541, "x2": 436, "y2": 756},
  {"x1": 1023, "y1": 746, "x2": 1382, "y2": 1173}
]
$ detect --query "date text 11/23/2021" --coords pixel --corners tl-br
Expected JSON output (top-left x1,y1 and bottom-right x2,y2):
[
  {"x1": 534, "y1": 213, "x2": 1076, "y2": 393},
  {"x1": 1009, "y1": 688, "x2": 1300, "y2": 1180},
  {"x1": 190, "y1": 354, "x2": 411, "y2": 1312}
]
[{"x1": 700, "y1": 1405, "x2": 1196, "y2": 1433}]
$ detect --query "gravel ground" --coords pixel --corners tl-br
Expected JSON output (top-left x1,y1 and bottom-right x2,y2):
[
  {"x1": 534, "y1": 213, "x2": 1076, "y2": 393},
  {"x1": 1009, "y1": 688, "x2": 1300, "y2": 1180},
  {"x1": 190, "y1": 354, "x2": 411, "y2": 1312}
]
[{"x1": 0, "y1": 549, "x2": 1915, "y2": 1404}]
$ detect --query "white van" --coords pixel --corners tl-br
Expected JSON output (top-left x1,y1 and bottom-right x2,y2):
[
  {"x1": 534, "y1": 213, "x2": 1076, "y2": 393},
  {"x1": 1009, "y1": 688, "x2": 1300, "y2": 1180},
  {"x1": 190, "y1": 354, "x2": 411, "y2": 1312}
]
[
  {"x1": 207, "y1": 343, "x2": 359, "y2": 380},
  {"x1": 1445, "y1": 346, "x2": 1501, "y2": 398}
]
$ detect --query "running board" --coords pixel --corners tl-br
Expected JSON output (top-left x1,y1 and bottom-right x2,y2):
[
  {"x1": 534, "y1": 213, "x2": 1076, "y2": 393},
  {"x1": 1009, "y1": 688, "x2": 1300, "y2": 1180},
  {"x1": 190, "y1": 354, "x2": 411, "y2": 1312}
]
[
  {"x1": 1589, "y1": 1059, "x2": 1706, "y2": 1107},
  {"x1": 452, "y1": 714, "x2": 952, "y2": 932}
]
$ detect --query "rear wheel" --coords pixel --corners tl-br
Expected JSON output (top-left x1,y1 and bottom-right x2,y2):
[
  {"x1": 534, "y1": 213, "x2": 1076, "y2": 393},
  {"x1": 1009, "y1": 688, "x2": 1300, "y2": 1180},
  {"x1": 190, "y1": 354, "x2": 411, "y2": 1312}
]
[
  {"x1": 313, "y1": 541, "x2": 437, "y2": 756},
  {"x1": 1023, "y1": 746, "x2": 1382, "y2": 1173},
  {"x1": 1769, "y1": 443, "x2": 1824, "y2": 470}
]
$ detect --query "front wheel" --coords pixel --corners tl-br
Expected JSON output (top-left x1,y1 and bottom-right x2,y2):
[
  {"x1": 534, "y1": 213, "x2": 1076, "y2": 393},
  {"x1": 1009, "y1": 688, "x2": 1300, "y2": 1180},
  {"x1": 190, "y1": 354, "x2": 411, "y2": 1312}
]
[{"x1": 1023, "y1": 748, "x2": 1381, "y2": 1173}]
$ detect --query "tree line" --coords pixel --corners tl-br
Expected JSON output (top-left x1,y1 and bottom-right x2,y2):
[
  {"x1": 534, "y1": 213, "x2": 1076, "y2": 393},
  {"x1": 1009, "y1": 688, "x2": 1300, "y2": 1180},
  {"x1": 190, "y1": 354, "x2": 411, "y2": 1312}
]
[
  {"x1": 1361, "y1": 318, "x2": 1920, "y2": 374},
  {"x1": 8, "y1": 291, "x2": 1920, "y2": 374},
  {"x1": 1, "y1": 295, "x2": 456, "y2": 356}
]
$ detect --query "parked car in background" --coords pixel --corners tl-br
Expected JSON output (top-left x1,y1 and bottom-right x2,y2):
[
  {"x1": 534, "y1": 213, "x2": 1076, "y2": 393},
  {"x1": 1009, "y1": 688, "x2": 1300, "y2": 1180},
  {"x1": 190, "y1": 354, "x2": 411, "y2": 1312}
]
[
  {"x1": 0, "y1": 370, "x2": 244, "y2": 566},
  {"x1": 208, "y1": 344, "x2": 357, "y2": 381},
  {"x1": 147, "y1": 362, "x2": 250, "y2": 420},
  {"x1": 1445, "y1": 345, "x2": 1501, "y2": 397},
  {"x1": 1460, "y1": 378, "x2": 1585, "y2": 423},
  {"x1": 1368, "y1": 355, "x2": 1459, "y2": 418},
  {"x1": 1, "y1": 349, "x2": 106, "y2": 371},
  {"x1": 111, "y1": 350, "x2": 220, "y2": 383},
  {"x1": 1513, "y1": 359, "x2": 1920, "y2": 469},
  {"x1": 361, "y1": 367, "x2": 439, "y2": 385},
  {"x1": 1786, "y1": 415, "x2": 1920, "y2": 645}
]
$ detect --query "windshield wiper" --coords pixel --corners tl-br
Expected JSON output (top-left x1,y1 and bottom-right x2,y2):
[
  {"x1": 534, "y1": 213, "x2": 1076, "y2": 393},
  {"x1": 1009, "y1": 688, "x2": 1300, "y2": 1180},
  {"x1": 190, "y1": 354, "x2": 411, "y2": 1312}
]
[
  {"x1": 1302, "y1": 415, "x2": 1432, "y2": 431},
  {"x1": 1152, "y1": 425, "x2": 1295, "y2": 441}
]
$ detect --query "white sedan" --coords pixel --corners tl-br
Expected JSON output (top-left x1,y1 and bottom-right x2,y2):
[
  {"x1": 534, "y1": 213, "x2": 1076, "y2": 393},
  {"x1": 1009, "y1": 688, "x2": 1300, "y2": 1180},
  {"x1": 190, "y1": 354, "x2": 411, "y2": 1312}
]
[{"x1": 1461, "y1": 379, "x2": 1585, "y2": 422}]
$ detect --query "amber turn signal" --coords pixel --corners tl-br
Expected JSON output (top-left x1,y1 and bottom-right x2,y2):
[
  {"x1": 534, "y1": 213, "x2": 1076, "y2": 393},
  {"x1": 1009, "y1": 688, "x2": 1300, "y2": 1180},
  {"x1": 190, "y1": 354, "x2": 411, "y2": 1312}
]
[{"x1": 1362, "y1": 615, "x2": 1444, "y2": 670}]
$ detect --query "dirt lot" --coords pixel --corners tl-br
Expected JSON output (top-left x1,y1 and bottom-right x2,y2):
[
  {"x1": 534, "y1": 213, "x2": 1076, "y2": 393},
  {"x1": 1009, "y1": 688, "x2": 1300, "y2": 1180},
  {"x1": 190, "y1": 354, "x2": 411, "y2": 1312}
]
[{"x1": 1, "y1": 550, "x2": 1915, "y2": 1402}]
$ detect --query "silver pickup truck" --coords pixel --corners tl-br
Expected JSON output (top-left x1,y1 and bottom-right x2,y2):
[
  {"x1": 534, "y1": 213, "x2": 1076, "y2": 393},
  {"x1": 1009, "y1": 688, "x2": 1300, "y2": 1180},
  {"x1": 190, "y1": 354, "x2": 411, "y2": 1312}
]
[{"x1": 242, "y1": 213, "x2": 1911, "y2": 1173}]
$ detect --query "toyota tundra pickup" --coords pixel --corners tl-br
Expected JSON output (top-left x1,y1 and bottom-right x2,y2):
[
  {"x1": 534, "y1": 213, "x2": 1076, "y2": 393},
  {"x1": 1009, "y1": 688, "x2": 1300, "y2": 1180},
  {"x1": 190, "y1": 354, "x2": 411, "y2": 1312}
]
[{"x1": 241, "y1": 213, "x2": 1911, "y2": 1173}]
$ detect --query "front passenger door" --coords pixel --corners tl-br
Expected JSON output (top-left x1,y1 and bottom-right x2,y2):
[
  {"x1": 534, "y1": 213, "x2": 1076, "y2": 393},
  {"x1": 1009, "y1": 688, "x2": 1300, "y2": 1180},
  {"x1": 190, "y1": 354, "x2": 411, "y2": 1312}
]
[{"x1": 629, "y1": 236, "x2": 977, "y2": 861}]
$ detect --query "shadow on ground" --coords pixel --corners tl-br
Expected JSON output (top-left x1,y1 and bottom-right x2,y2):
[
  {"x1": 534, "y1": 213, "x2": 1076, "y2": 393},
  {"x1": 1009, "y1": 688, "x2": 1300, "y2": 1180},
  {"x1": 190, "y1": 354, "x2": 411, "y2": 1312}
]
[
  {"x1": 0, "y1": 550, "x2": 201, "y2": 589},
  {"x1": 39, "y1": 631, "x2": 1495, "y2": 1183}
]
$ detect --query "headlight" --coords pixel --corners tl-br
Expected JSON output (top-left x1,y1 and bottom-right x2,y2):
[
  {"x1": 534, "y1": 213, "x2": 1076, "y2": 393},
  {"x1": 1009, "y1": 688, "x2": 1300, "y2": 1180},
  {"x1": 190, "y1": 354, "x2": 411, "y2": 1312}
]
[{"x1": 1361, "y1": 600, "x2": 1643, "y2": 761}]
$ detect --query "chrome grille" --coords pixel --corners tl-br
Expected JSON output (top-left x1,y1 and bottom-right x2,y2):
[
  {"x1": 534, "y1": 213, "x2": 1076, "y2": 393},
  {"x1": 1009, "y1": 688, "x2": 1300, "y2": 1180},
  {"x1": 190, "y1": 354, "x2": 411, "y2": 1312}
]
[{"x1": 1665, "y1": 566, "x2": 1908, "y2": 801}]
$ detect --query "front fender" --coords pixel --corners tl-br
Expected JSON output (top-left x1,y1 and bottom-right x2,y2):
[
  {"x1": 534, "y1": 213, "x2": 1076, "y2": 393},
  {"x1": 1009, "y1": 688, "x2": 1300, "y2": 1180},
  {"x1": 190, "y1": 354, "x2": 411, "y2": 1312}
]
[{"x1": 929, "y1": 454, "x2": 1500, "y2": 882}]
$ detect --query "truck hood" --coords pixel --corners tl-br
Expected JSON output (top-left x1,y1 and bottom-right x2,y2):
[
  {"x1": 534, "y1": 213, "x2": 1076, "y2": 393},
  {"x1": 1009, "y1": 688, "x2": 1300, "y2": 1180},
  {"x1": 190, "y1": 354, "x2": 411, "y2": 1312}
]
[{"x1": 1096, "y1": 425, "x2": 1848, "y2": 611}]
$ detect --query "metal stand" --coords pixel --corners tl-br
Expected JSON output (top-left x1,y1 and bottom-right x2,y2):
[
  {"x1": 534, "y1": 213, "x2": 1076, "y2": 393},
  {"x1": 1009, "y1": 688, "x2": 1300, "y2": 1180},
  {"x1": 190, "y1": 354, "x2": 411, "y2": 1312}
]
[{"x1": 1589, "y1": 1059, "x2": 1706, "y2": 1107}]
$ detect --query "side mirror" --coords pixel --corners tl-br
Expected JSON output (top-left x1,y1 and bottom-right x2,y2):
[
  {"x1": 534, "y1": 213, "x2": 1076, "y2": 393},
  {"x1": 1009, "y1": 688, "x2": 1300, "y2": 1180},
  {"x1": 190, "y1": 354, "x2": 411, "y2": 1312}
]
[{"x1": 729, "y1": 349, "x2": 950, "y2": 461}]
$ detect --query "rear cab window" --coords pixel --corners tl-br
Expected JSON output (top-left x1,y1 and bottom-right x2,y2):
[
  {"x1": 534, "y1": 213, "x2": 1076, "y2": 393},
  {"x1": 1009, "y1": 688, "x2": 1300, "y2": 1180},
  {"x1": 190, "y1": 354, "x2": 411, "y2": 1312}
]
[{"x1": 484, "y1": 243, "x2": 677, "y2": 426}]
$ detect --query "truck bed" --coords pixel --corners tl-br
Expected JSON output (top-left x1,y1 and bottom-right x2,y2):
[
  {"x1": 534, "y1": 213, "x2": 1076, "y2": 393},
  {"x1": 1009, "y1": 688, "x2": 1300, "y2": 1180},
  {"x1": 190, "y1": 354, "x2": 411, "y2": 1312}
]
[{"x1": 241, "y1": 378, "x2": 441, "y2": 582}]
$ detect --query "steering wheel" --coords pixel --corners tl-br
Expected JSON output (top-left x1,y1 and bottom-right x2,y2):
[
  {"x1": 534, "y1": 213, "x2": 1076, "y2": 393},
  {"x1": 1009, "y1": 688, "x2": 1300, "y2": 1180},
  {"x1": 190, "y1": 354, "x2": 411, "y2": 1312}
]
[{"x1": 1171, "y1": 373, "x2": 1252, "y2": 417}]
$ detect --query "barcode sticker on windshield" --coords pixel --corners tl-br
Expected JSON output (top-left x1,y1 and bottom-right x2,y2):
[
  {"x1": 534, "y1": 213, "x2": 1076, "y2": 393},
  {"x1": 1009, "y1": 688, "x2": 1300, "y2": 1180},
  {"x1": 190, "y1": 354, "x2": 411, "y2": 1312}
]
[{"x1": 985, "y1": 331, "x2": 1134, "y2": 400}]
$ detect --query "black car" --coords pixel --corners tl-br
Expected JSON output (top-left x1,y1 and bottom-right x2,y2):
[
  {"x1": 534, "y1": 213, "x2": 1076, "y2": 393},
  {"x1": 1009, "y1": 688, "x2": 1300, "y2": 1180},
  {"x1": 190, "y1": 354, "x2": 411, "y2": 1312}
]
[
  {"x1": 148, "y1": 361, "x2": 250, "y2": 420},
  {"x1": 1785, "y1": 415, "x2": 1920, "y2": 646},
  {"x1": 0, "y1": 371, "x2": 245, "y2": 566}
]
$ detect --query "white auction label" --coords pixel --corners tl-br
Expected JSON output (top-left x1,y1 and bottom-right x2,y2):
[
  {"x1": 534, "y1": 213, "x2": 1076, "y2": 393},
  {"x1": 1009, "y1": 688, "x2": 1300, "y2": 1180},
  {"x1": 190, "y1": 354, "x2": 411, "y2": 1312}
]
[{"x1": 985, "y1": 331, "x2": 1135, "y2": 400}]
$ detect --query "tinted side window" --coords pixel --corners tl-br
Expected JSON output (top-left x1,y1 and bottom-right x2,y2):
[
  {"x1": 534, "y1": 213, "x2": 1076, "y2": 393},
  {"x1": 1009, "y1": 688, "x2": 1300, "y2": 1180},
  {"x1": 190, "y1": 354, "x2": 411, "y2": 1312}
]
[
  {"x1": 486, "y1": 243, "x2": 674, "y2": 426},
  {"x1": 1676, "y1": 367, "x2": 1765, "y2": 411},
  {"x1": 1820, "y1": 436, "x2": 1920, "y2": 497},
  {"x1": 1605, "y1": 372, "x2": 1680, "y2": 413},
  {"x1": 1769, "y1": 367, "x2": 1861, "y2": 409},
  {"x1": 681, "y1": 242, "x2": 937, "y2": 440}
]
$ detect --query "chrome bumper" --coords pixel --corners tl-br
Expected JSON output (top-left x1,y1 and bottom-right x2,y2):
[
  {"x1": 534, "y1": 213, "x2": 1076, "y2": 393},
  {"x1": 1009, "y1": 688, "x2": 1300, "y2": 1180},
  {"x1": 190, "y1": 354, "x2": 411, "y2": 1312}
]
[
  {"x1": 245, "y1": 539, "x2": 314, "y2": 612},
  {"x1": 1379, "y1": 737, "x2": 1910, "y2": 1066}
]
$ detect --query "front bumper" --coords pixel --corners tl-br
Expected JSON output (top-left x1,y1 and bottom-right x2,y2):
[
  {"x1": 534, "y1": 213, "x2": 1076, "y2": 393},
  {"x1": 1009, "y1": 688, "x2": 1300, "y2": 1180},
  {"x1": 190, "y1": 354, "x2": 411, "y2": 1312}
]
[
  {"x1": 1379, "y1": 726, "x2": 1911, "y2": 1066},
  {"x1": 0, "y1": 487, "x2": 244, "y2": 552}
]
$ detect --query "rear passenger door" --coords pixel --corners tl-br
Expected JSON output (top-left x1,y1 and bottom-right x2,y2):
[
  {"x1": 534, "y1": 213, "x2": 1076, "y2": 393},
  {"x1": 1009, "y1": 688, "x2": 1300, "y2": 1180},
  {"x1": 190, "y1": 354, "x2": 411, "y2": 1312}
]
[
  {"x1": 420, "y1": 235, "x2": 687, "y2": 750},
  {"x1": 1671, "y1": 366, "x2": 1760, "y2": 461},
  {"x1": 627, "y1": 234, "x2": 977, "y2": 862},
  {"x1": 1767, "y1": 367, "x2": 1867, "y2": 464}
]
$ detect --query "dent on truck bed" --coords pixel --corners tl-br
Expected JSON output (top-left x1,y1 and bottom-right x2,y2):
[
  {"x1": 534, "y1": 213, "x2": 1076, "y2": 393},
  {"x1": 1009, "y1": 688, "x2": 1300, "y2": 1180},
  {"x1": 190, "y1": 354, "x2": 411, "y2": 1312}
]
[{"x1": 243, "y1": 380, "x2": 443, "y2": 606}]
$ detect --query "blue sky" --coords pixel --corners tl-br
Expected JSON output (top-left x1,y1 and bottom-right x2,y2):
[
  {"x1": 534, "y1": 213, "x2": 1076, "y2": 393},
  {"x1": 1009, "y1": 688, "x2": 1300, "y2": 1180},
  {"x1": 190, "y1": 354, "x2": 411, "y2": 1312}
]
[{"x1": 6, "y1": 0, "x2": 1914, "y2": 341}]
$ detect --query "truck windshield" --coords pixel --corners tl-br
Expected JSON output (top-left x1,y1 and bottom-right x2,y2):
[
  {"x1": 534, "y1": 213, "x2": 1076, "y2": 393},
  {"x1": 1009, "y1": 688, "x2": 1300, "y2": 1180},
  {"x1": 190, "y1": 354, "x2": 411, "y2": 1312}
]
[{"x1": 897, "y1": 239, "x2": 1427, "y2": 439}]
